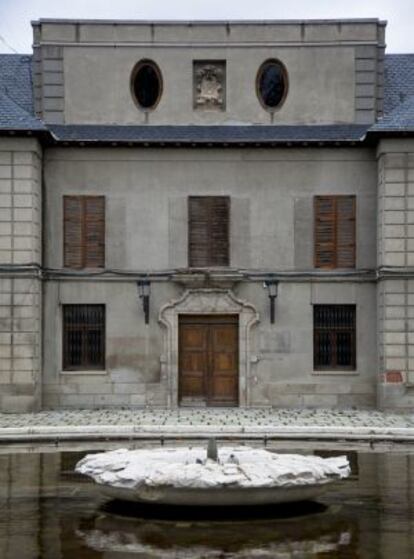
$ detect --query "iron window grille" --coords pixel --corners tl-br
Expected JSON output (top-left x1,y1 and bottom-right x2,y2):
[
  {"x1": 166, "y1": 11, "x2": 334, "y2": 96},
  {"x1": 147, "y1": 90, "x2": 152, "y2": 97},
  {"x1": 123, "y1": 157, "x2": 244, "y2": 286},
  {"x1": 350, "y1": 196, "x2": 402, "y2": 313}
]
[
  {"x1": 313, "y1": 305, "x2": 356, "y2": 370},
  {"x1": 62, "y1": 304, "x2": 105, "y2": 370}
]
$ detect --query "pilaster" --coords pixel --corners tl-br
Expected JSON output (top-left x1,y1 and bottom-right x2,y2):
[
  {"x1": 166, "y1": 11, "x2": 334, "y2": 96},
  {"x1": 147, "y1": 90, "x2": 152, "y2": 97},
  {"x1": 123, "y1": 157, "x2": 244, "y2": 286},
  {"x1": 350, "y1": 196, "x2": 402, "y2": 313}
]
[
  {"x1": 377, "y1": 140, "x2": 414, "y2": 408},
  {"x1": 0, "y1": 139, "x2": 42, "y2": 412}
]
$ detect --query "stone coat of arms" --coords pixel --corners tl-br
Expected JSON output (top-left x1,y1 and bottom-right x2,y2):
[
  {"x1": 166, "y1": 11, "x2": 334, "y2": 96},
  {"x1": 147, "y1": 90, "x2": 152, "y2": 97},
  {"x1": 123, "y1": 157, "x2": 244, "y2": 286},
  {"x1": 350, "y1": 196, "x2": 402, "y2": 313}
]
[{"x1": 194, "y1": 63, "x2": 225, "y2": 110}]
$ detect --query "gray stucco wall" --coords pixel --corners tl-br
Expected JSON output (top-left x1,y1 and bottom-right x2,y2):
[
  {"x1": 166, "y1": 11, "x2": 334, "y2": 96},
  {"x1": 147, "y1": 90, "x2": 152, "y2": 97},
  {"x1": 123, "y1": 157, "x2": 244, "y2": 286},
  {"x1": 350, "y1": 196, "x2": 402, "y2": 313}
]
[
  {"x1": 42, "y1": 145, "x2": 378, "y2": 409},
  {"x1": 32, "y1": 19, "x2": 385, "y2": 125},
  {"x1": 43, "y1": 281, "x2": 172, "y2": 408},
  {"x1": 62, "y1": 45, "x2": 355, "y2": 126},
  {"x1": 44, "y1": 147, "x2": 377, "y2": 271},
  {"x1": 42, "y1": 279, "x2": 377, "y2": 409},
  {"x1": 243, "y1": 281, "x2": 377, "y2": 408}
]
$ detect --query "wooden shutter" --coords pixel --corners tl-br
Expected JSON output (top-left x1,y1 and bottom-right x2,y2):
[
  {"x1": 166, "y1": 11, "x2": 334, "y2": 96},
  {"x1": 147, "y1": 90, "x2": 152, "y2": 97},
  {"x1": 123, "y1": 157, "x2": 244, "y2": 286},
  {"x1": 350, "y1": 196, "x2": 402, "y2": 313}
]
[
  {"x1": 63, "y1": 196, "x2": 105, "y2": 268},
  {"x1": 314, "y1": 196, "x2": 336, "y2": 268},
  {"x1": 188, "y1": 196, "x2": 230, "y2": 267},
  {"x1": 210, "y1": 197, "x2": 230, "y2": 266},
  {"x1": 336, "y1": 196, "x2": 356, "y2": 268},
  {"x1": 189, "y1": 197, "x2": 210, "y2": 267},
  {"x1": 84, "y1": 197, "x2": 105, "y2": 268},
  {"x1": 314, "y1": 196, "x2": 355, "y2": 269},
  {"x1": 64, "y1": 196, "x2": 83, "y2": 268}
]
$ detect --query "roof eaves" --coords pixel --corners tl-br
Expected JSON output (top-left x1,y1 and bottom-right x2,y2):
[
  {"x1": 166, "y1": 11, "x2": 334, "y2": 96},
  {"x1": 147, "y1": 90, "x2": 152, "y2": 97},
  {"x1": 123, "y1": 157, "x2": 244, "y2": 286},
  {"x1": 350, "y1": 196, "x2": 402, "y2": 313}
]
[{"x1": 46, "y1": 124, "x2": 370, "y2": 145}]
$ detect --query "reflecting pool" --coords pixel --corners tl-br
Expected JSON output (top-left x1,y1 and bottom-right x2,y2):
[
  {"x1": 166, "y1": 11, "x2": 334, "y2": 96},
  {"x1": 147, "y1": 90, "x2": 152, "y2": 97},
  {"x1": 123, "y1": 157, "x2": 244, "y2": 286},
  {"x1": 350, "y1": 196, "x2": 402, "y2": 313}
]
[{"x1": 0, "y1": 442, "x2": 414, "y2": 558}]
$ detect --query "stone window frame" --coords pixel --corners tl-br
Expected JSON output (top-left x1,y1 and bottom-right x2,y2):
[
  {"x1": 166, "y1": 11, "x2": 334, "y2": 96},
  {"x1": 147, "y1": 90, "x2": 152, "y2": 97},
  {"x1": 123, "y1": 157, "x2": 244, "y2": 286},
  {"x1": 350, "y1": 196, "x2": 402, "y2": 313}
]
[
  {"x1": 256, "y1": 58, "x2": 289, "y2": 112},
  {"x1": 130, "y1": 59, "x2": 163, "y2": 112}
]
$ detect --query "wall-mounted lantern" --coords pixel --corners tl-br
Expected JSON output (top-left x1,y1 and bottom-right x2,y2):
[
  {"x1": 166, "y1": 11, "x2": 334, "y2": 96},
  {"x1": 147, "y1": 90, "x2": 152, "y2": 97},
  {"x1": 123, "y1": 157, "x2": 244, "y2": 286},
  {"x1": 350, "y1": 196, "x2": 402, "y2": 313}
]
[
  {"x1": 264, "y1": 279, "x2": 279, "y2": 324},
  {"x1": 137, "y1": 279, "x2": 151, "y2": 324}
]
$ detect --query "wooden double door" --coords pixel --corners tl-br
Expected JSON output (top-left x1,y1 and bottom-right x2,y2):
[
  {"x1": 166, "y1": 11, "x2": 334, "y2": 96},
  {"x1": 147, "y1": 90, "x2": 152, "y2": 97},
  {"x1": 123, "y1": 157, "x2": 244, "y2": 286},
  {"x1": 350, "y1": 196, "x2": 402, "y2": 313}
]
[{"x1": 179, "y1": 315, "x2": 239, "y2": 407}]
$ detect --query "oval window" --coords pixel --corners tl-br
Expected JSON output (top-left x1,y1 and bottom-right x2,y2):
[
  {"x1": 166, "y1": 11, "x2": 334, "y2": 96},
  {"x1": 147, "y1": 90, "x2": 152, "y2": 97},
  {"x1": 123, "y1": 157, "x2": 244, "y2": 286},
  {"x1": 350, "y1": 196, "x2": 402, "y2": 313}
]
[
  {"x1": 256, "y1": 60, "x2": 288, "y2": 110},
  {"x1": 131, "y1": 60, "x2": 163, "y2": 110}
]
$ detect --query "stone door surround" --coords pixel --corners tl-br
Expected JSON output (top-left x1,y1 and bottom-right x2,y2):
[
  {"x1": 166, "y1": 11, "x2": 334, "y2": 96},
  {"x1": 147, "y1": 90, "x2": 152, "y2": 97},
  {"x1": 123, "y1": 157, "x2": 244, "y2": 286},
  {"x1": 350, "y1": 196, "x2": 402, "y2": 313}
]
[{"x1": 159, "y1": 289, "x2": 259, "y2": 407}]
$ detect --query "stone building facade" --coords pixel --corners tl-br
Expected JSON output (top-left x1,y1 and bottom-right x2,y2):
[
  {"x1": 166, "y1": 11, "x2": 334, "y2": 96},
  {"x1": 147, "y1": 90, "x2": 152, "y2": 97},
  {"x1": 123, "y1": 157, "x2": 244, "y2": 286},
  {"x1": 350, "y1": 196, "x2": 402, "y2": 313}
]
[{"x1": 0, "y1": 18, "x2": 413, "y2": 412}]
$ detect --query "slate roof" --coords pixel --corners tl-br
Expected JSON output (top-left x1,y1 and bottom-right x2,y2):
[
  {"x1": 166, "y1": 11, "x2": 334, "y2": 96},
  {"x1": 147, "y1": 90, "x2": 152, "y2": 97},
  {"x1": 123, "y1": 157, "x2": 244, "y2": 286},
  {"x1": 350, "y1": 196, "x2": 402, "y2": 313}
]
[
  {"x1": 370, "y1": 54, "x2": 414, "y2": 133},
  {"x1": 370, "y1": 94, "x2": 414, "y2": 132},
  {"x1": 0, "y1": 54, "x2": 44, "y2": 130},
  {"x1": 48, "y1": 124, "x2": 369, "y2": 144},
  {"x1": 383, "y1": 54, "x2": 414, "y2": 114},
  {"x1": 1, "y1": 51, "x2": 414, "y2": 140}
]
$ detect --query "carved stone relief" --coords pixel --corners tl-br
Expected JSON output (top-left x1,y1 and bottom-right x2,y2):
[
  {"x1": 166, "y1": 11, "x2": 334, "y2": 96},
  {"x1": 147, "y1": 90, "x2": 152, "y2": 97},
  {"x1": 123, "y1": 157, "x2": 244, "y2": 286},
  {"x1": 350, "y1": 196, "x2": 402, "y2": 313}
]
[{"x1": 193, "y1": 61, "x2": 226, "y2": 110}]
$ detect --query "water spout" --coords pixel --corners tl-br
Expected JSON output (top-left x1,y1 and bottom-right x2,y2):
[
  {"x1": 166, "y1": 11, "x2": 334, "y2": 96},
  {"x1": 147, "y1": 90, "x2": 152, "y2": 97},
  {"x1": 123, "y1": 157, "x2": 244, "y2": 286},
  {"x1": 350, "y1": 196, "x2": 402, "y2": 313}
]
[{"x1": 207, "y1": 438, "x2": 218, "y2": 461}]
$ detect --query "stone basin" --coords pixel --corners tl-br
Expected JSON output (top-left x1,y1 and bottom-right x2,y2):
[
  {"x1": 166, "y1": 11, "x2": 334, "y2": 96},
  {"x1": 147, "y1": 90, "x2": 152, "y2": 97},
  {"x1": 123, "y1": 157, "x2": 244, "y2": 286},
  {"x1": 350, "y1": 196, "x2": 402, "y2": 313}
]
[{"x1": 75, "y1": 446, "x2": 350, "y2": 506}]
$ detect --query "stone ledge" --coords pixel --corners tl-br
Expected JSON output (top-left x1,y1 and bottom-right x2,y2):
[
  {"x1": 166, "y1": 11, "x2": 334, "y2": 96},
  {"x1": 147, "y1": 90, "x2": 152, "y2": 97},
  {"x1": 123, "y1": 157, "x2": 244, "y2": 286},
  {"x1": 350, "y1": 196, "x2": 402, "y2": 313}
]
[
  {"x1": 0, "y1": 408, "x2": 412, "y2": 441},
  {"x1": 0, "y1": 424, "x2": 413, "y2": 443}
]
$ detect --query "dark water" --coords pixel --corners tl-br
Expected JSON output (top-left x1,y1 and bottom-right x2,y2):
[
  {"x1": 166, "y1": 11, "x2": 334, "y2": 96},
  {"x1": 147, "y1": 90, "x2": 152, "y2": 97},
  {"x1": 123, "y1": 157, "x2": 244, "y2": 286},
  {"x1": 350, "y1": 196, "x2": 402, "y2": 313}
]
[{"x1": 0, "y1": 442, "x2": 414, "y2": 558}]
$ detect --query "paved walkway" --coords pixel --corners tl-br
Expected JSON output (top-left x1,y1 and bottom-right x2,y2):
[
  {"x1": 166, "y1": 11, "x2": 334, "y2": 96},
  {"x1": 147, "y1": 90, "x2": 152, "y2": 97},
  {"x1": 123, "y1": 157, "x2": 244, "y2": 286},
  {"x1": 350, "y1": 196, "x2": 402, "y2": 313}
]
[{"x1": 0, "y1": 408, "x2": 414, "y2": 442}]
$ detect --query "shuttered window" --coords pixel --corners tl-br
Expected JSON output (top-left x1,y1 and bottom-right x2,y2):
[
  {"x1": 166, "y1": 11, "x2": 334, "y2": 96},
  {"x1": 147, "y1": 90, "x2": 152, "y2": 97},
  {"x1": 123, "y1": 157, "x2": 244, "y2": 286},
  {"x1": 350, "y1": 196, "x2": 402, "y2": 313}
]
[
  {"x1": 63, "y1": 305, "x2": 105, "y2": 370},
  {"x1": 188, "y1": 196, "x2": 230, "y2": 267},
  {"x1": 314, "y1": 305, "x2": 356, "y2": 370},
  {"x1": 314, "y1": 196, "x2": 356, "y2": 269},
  {"x1": 63, "y1": 196, "x2": 105, "y2": 268}
]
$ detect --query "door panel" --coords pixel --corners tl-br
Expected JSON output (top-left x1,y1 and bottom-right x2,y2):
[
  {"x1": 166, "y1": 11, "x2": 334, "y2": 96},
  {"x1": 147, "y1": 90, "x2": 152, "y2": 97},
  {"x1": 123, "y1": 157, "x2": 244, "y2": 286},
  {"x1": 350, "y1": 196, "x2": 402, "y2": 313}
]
[
  {"x1": 179, "y1": 315, "x2": 238, "y2": 407},
  {"x1": 210, "y1": 323, "x2": 239, "y2": 405},
  {"x1": 182, "y1": 326, "x2": 205, "y2": 348},
  {"x1": 179, "y1": 324, "x2": 208, "y2": 402}
]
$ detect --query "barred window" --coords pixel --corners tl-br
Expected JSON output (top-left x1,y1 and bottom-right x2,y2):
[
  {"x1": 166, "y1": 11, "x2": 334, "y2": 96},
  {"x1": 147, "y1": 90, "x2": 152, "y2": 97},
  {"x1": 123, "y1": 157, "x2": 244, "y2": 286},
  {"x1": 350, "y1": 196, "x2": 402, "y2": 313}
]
[
  {"x1": 63, "y1": 305, "x2": 105, "y2": 370},
  {"x1": 314, "y1": 305, "x2": 356, "y2": 370}
]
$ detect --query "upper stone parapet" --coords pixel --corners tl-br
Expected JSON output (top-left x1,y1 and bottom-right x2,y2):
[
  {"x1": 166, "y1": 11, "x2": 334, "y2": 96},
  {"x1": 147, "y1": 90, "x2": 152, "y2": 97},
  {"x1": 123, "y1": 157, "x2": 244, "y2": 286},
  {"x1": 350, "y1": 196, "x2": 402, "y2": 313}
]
[
  {"x1": 31, "y1": 19, "x2": 386, "y2": 126},
  {"x1": 32, "y1": 19, "x2": 386, "y2": 45}
]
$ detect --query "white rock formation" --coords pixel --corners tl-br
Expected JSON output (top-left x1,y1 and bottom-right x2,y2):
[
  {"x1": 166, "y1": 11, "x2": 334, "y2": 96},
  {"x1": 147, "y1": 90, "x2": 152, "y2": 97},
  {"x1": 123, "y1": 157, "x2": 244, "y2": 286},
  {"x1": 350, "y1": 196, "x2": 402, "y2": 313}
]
[{"x1": 76, "y1": 446, "x2": 350, "y2": 504}]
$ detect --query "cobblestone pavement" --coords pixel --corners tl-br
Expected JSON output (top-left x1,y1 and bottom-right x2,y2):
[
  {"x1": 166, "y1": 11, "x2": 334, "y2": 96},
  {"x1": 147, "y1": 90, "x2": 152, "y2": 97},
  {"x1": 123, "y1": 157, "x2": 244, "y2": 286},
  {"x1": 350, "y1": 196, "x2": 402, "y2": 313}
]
[{"x1": 0, "y1": 408, "x2": 413, "y2": 429}]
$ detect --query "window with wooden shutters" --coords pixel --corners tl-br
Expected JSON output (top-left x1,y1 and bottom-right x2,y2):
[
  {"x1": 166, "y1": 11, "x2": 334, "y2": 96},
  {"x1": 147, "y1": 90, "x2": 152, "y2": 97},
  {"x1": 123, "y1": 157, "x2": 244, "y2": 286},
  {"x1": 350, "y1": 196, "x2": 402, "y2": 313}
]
[
  {"x1": 63, "y1": 196, "x2": 105, "y2": 268},
  {"x1": 314, "y1": 305, "x2": 356, "y2": 370},
  {"x1": 314, "y1": 195, "x2": 356, "y2": 269},
  {"x1": 188, "y1": 196, "x2": 230, "y2": 267},
  {"x1": 63, "y1": 305, "x2": 105, "y2": 370}
]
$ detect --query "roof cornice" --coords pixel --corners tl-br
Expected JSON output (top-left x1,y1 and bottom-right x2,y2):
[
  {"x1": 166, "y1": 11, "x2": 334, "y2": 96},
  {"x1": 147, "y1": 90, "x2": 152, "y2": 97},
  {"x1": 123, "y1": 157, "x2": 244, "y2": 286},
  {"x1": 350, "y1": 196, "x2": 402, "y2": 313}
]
[{"x1": 31, "y1": 18, "x2": 387, "y2": 26}]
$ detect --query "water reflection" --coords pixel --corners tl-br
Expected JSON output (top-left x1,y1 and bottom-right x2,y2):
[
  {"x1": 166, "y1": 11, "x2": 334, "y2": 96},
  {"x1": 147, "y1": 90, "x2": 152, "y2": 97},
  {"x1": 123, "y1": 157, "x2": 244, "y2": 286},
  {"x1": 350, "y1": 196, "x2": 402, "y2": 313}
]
[
  {"x1": 0, "y1": 447, "x2": 413, "y2": 558},
  {"x1": 77, "y1": 506, "x2": 355, "y2": 558}
]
